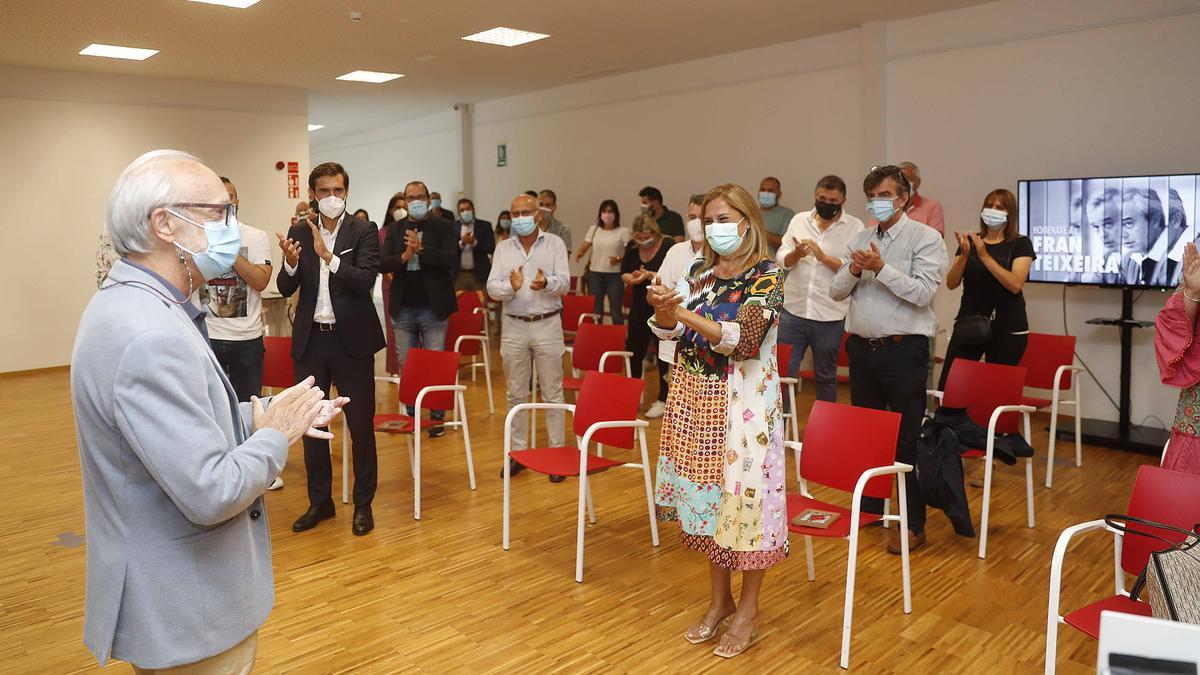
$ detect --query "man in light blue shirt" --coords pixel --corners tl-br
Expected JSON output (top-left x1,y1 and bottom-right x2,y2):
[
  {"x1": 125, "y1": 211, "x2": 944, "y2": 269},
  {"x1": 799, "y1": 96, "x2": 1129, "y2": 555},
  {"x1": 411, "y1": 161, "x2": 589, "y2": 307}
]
[
  {"x1": 487, "y1": 193, "x2": 571, "y2": 476},
  {"x1": 830, "y1": 165, "x2": 947, "y2": 556}
]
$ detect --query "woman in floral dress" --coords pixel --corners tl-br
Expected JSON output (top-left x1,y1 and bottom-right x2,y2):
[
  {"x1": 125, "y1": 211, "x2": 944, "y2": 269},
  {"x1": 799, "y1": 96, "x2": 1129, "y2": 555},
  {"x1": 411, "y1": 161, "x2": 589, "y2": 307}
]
[
  {"x1": 648, "y1": 183, "x2": 785, "y2": 659},
  {"x1": 1154, "y1": 241, "x2": 1200, "y2": 475}
]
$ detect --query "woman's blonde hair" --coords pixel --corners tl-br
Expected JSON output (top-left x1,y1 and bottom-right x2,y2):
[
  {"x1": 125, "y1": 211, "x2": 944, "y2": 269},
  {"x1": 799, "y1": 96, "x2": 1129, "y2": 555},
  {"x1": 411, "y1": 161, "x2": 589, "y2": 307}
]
[
  {"x1": 697, "y1": 183, "x2": 771, "y2": 275},
  {"x1": 630, "y1": 213, "x2": 662, "y2": 238}
]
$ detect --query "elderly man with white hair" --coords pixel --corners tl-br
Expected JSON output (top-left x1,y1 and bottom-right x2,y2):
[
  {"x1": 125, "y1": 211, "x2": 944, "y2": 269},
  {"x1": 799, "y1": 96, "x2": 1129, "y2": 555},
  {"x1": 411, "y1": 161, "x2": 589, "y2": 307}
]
[{"x1": 71, "y1": 149, "x2": 347, "y2": 673}]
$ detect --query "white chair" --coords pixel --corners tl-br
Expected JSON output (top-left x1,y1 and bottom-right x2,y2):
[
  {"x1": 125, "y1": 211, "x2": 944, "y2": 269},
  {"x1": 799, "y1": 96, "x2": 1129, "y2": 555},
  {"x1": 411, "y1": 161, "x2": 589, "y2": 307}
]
[{"x1": 1016, "y1": 333, "x2": 1084, "y2": 489}]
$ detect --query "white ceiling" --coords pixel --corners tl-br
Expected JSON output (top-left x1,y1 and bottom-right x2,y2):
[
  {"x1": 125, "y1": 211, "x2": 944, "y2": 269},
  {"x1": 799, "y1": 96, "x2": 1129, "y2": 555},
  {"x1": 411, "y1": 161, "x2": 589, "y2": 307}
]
[{"x1": 0, "y1": 0, "x2": 993, "y2": 144}]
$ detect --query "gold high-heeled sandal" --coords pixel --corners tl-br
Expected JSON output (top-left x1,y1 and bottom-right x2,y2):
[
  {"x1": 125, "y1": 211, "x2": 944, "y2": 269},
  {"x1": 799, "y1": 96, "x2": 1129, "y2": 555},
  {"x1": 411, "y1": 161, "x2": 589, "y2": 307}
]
[
  {"x1": 683, "y1": 615, "x2": 732, "y2": 644},
  {"x1": 713, "y1": 627, "x2": 760, "y2": 658}
]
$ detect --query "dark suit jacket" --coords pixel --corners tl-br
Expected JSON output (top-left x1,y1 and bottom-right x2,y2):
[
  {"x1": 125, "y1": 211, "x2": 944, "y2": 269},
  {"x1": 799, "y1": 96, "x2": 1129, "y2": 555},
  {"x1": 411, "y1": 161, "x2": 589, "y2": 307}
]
[
  {"x1": 277, "y1": 215, "x2": 386, "y2": 360},
  {"x1": 457, "y1": 219, "x2": 495, "y2": 283},
  {"x1": 379, "y1": 216, "x2": 459, "y2": 320}
]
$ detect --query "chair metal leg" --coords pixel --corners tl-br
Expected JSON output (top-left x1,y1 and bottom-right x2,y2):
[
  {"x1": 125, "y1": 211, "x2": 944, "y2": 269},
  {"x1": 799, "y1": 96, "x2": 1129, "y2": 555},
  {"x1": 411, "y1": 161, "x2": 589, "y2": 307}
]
[
  {"x1": 1025, "y1": 413, "x2": 1035, "y2": 528},
  {"x1": 575, "y1": 474, "x2": 589, "y2": 583},
  {"x1": 460, "y1": 393, "x2": 476, "y2": 491},
  {"x1": 804, "y1": 535, "x2": 815, "y2": 581},
  {"x1": 840, "y1": 523, "x2": 862, "y2": 669},
  {"x1": 1073, "y1": 392, "x2": 1083, "y2": 468},
  {"x1": 341, "y1": 420, "x2": 349, "y2": 504},
  {"x1": 1045, "y1": 398, "x2": 1059, "y2": 489},
  {"x1": 978, "y1": 456, "x2": 995, "y2": 559},
  {"x1": 882, "y1": 497, "x2": 891, "y2": 529},
  {"x1": 639, "y1": 429, "x2": 660, "y2": 546},
  {"x1": 530, "y1": 366, "x2": 538, "y2": 448},
  {"x1": 585, "y1": 480, "x2": 596, "y2": 525},
  {"x1": 483, "y1": 347, "x2": 495, "y2": 415},
  {"x1": 502, "y1": 449, "x2": 511, "y2": 550},
  {"x1": 897, "y1": 476, "x2": 913, "y2": 615},
  {"x1": 414, "y1": 430, "x2": 422, "y2": 521}
]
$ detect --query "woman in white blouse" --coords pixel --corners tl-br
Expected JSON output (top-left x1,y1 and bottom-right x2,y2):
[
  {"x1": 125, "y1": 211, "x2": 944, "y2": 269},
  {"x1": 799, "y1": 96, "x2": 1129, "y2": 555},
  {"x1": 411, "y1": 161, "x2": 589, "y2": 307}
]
[{"x1": 575, "y1": 199, "x2": 630, "y2": 324}]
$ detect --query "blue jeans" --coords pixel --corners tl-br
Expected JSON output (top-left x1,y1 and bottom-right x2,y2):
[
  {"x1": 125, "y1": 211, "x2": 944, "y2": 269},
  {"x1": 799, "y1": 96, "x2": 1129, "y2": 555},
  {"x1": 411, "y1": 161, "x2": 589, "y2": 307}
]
[
  {"x1": 587, "y1": 271, "x2": 624, "y2": 324},
  {"x1": 211, "y1": 336, "x2": 264, "y2": 403},
  {"x1": 393, "y1": 306, "x2": 449, "y2": 421},
  {"x1": 778, "y1": 310, "x2": 843, "y2": 403}
]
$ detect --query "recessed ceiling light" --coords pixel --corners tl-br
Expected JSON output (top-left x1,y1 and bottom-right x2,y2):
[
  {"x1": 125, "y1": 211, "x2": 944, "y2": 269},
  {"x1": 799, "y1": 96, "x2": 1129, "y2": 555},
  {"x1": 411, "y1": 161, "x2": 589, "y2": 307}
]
[
  {"x1": 461, "y1": 27, "x2": 550, "y2": 48},
  {"x1": 307, "y1": 124, "x2": 325, "y2": 132},
  {"x1": 185, "y1": 0, "x2": 262, "y2": 7},
  {"x1": 335, "y1": 70, "x2": 404, "y2": 84},
  {"x1": 79, "y1": 44, "x2": 159, "y2": 61}
]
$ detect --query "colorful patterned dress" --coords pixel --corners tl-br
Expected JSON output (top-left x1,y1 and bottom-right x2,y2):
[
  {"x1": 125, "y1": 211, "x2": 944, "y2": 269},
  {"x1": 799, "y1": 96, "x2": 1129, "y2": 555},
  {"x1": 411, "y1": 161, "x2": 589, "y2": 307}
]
[
  {"x1": 650, "y1": 258, "x2": 787, "y2": 570},
  {"x1": 1155, "y1": 290, "x2": 1200, "y2": 475}
]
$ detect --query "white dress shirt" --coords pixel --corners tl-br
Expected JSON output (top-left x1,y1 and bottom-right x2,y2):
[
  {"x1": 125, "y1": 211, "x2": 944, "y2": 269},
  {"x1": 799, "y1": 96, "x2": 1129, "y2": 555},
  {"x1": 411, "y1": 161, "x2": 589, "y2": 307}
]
[
  {"x1": 655, "y1": 240, "x2": 704, "y2": 364},
  {"x1": 460, "y1": 221, "x2": 475, "y2": 270},
  {"x1": 776, "y1": 209, "x2": 865, "y2": 321},
  {"x1": 829, "y1": 214, "x2": 948, "y2": 339},
  {"x1": 485, "y1": 230, "x2": 570, "y2": 316},
  {"x1": 284, "y1": 213, "x2": 343, "y2": 324}
]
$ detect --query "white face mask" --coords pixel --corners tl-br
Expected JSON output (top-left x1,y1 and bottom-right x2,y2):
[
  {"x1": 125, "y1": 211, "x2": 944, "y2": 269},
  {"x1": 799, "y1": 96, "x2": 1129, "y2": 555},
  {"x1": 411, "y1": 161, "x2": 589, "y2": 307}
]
[
  {"x1": 318, "y1": 195, "x2": 346, "y2": 219},
  {"x1": 686, "y1": 217, "x2": 703, "y2": 242},
  {"x1": 392, "y1": 207, "x2": 407, "y2": 222}
]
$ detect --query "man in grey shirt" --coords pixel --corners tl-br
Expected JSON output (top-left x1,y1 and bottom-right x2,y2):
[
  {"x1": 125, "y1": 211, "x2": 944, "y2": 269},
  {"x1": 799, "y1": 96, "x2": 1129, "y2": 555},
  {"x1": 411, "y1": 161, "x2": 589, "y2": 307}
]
[
  {"x1": 538, "y1": 188, "x2": 572, "y2": 251},
  {"x1": 830, "y1": 165, "x2": 947, "y2": 556}
]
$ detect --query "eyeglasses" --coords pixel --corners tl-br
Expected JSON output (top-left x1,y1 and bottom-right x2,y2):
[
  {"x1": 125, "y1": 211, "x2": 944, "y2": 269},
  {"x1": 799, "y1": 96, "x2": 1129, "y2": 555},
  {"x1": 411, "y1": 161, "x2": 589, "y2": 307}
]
[{"x1": 167, "y1": 202, "x2": 237, "y2": 228}]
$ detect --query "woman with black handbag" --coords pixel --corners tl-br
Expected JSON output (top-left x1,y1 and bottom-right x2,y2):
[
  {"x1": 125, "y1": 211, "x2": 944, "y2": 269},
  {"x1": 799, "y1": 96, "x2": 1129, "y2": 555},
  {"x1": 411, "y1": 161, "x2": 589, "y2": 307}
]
[{"x1": 938, "y1": 188, "x2": 1036, "y2": 391}]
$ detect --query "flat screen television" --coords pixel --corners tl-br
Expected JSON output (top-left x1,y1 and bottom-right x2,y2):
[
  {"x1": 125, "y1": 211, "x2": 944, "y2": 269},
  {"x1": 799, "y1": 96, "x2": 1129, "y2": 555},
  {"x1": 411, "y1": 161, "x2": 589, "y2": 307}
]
[{"x1": 1018, "y1": 174, "x2": 1199, "y2": 288}]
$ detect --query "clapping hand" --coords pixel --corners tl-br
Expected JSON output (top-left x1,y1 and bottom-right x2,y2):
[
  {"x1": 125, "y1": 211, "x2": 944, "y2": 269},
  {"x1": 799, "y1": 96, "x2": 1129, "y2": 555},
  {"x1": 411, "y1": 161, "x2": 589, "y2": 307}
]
[
  {"x1": 968, "y1": 233, "x2": 989, "y2": 259},
  {"x1": 1183, "y1": 243, "x2": 1200, "y2": 298},
  {"x1": 801, "y1": 239, "x2": 824, "y2": 263},
  {"x1": 629, "y1": 266, "x2": 652, "y2": 284},
  {"x1": 276, "y1": 233, "x2": 302, "y2": 267},
  {"x1": 304, "y1": 395, "x2": 351, "y2": 440},
  {"x1": 251, "y1": 376, "x2": 327, "y2": 446},
  {"x1": 308, "y1": 221, "x2": 332, "y2": 263},
  {"x1": 647, "y1": 274, "x2": 683, "y2": 325},
  {"x1": 530, "y1": 268, "x2": 548, "y2": 291},
  {"x1": 509, "y1": 267, "x2": 524, "y2": 291},
  {"x1": 954, "y1": 231, "x2": 971, "y2": 255},
  {"x1": 849, "y1": 242, "x2": 884, "y2": 273}
]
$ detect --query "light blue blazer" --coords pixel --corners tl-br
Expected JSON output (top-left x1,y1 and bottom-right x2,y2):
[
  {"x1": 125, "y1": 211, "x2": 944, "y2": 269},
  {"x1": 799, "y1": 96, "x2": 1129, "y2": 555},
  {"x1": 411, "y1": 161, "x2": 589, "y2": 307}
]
[{"x1": 71, "y1": 260, "x2": 289, "y2": 668}]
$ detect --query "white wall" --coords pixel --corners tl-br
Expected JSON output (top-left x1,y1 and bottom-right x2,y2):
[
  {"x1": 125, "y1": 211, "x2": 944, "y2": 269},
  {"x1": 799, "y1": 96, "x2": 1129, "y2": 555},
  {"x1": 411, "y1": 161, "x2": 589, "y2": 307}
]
[
  {"x1": 310, "y1": 0, "x2": 1200, "y2": 425},
  {"x1": 310, "y1": 110, "x2": 461, "y2": 226},
  {"x1": 0, "y1": 65, "x2": 308, "y2": 372}
]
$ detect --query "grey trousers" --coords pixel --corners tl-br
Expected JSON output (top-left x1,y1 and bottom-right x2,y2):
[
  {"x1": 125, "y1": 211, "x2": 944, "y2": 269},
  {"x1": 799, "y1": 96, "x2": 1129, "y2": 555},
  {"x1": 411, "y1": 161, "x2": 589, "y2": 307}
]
[{"x1": 500, "y1": 314, "x2": 566, "y2": 449}]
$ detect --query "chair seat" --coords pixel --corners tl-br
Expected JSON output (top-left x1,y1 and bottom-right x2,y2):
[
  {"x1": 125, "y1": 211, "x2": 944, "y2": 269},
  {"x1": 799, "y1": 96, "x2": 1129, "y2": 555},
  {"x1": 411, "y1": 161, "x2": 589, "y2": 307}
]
[
  {"x1": 509, "y1": 447, "x2": 623, "y2": 477},
  {"x1": 797, "y1": 369, "x2": 850, "y2": 384},
  {"x1": 1062, "y1": 594, "x2": 1153, "y2": 638},
  {"x1": 373, "y1": 413, "x2": 443, "y2": 434},
  {"x1": 1021, "y1": 394, "x2": 1053, "y2": 408},
  {"x1": 563, "y1": 376, "x2": 584, "y2": 391},
  {"x1": 785, "y1": 494, "x2": 882, "y2": 538},
  {"x1": 961, "y1": 448, "x2": 986, "y2": 459}
]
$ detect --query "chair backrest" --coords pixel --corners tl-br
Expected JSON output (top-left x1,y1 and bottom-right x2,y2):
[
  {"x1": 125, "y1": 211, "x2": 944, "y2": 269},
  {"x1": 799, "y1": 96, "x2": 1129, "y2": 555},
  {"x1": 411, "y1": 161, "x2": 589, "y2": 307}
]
[
  {"x1": 569, "y1": 275, "x2": 580, "y2": 294},
  {"x1": 777, "y1": 342, "x2": 793, "y2": 377},
  {"x1": 572, "y1": 323, "x2": 628, "y2": 372},
  {"x1": 1121, "y1": 465, "x2": 1200, "y2": 576},
  {"x1": 800, "y1": 401, "x2": 901, "y2": 499},
  {"x1": 573, "y1": 371, "x2": 645, "y2": 448},
  {"x1": 1019, "y1": 332, "x2": 1077, "y2": 390},
  {"x1": 622, "y1": 283, "x2": 633, "y2": 310},
  {"x1": 445, "y1": 310, "x2": 484, "y2": 357},
  {"x1": 941, "y1": 359, "x2": 1028, "y2": 434},
  {"x1": 836, "y1": 332, "x2": 851, "y2": 368},
  {"x1": 561, "y1": 294, "x2": 597, "y2": 331},
  {"x1": 262, "y1": 336, "x2": 294, "y2": 390},
  {"x1": 398, "y1": 348, "x2": 462, "y2": 411},
  {"x1": 456, "y1": 290, "x2": 483, "y2": 312}
]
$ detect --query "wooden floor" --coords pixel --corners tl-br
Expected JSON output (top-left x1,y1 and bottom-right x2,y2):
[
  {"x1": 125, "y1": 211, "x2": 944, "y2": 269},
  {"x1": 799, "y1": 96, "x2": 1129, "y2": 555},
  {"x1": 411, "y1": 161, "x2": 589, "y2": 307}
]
[{"x1": 0, "y1": 349, "x2": 1158, "y2": 673}]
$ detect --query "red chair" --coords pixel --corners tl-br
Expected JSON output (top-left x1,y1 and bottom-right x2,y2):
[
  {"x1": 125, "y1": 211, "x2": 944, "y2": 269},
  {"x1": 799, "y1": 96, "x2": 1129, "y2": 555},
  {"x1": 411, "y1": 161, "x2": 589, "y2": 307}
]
[
  {"x1": 456, "y1": 290, "x2": 490, "y2": 338},
  {"x1": 561, "y1": 294, "x2": 601, "y2": 365},
  {"x1": 366, "y1": 349, "x2": 475, "y2": 520},
  {"x1": 569, "y1": 275, "x2": 580, "y2": 294},
  {"x1": 1018, "y1": 333, "x2": 1084, "y2": 489},
  {"x1": 563, "y1": 324, "x2": 631, "y2": 391},
  {"x1": 502, "y1": 371, "x2": 659, "y2": 582},
  {"x1": 446, "y1": 308, "x2": 494, "y2": 415},
  {"x1": 621, "y1": 283, "x2": 633, "y2": 320},
  {"x1": 1045, "y1": 465, "x2": 1200, "y2": 672},
  {"x1": 776, "y1": 343, "x2": 800, "y2": 443},
  {"x1": 784, "y1": 401, "x2": 912, "y2": 669},
  {"x1": 798, "y1": 332, "x2": 851, "y2": 385},
  {"x1": 262, "y1": 336, "x2": 293, "y2": 391},
  {"x1": 929, "y1": 359, "x2": 1036, "y2": 559}
]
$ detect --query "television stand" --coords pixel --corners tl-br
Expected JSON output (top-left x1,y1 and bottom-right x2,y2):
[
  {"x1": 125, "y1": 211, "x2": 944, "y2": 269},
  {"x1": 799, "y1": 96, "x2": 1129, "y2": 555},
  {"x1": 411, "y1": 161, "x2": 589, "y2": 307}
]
[{"x1": 1060, "y1": 287, "x2": 1169, "y2": 455}]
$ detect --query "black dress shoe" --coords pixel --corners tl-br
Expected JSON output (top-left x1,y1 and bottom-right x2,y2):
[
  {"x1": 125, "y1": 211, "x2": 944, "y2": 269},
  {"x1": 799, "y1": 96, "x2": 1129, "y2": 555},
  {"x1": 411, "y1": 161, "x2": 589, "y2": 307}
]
[
  {"x1": 499, "y1": 459, "x2": 526, "y2": 478},
  {"x1": 352, "y1": 504, "x2": 374, "y2": 536},
  {"x1": 292, "y1": 500, "x2": 335, "y2": 532},
  {"x1": 427, "y1": 425, "x2": 446, "y2": 438},
  {"x1": 549, "y1": 474, "x2": 566, "y2": 483}
]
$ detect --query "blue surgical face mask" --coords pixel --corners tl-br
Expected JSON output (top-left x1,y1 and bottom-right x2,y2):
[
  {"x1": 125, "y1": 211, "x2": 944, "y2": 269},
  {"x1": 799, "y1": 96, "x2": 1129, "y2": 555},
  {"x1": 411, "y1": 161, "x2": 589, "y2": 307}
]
[
  {"x1": 866, "y1": 196, "x2": 898, "y2": 223},
  {"x1": 430, "y1": 198, "x2": 441, "y2": 211},
  {"x1": 511, "y1": 214, "x2": 537, "y2": 236},
  {"x1": 408, "y1": 199, "x2": 429, "y2": 220},
  {"x1": 706, "y1": 219, "x2": 745, "y2": 255},
  {"x1": 758, "y1": 191, "x2": 777, "y2": 208},
  {"x1": 980, "y1": 208, "x2": 1008, "y2": 229},
  {"x1": 169, "y1": 209, "x2": 242, "y2": 280},
  {"x1": 460, "y1": 210, "x2": 475, "y2": 223},
  {"x1": 499, "y1": 218, "x2": 511, "y2": 230}
]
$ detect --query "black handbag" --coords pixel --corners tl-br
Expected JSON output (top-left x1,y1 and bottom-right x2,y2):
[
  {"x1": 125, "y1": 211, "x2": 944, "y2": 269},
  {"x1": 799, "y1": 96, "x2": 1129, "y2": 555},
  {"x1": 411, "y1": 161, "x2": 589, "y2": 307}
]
[
  {"x1": 1104, "y1": 514, "x2": 1200, "y2": 625},
  {"x1": 952, "y1": 242, "x2": 1013, "y2": 349}
]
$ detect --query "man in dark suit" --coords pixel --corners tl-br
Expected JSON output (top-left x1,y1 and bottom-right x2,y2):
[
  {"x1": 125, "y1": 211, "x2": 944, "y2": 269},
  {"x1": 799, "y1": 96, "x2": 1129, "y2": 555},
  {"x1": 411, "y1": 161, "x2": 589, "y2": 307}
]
[
  {"x1": 454, "y1": 197, "x2": 495, "y2": 292},
  {"x1": 379, "y1": 180, "x2": 459, "y2": 436},
  {"x1": 277, "y1": 162, "x2": 385, "y2": 536}
]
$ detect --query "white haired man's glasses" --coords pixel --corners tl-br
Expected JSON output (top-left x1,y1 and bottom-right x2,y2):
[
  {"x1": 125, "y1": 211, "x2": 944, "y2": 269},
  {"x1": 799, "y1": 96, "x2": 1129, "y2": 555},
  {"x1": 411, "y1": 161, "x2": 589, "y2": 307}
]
[{"x1": 165, "y1": 202, "x2": 237, "y2": 228}]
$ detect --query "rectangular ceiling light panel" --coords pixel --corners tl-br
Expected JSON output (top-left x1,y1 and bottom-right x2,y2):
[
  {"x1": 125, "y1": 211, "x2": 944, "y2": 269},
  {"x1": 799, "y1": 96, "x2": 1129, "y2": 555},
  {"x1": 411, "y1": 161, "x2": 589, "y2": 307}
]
[
  {"x1": 461, "y1": 27, "x2": 550, "y2": 47},
  {"x1": 79, "y1": 44, "x2": 159, "y2": 60},
  {"x1": 336, "y1": 70, "x2": 404, "y2": 83}
]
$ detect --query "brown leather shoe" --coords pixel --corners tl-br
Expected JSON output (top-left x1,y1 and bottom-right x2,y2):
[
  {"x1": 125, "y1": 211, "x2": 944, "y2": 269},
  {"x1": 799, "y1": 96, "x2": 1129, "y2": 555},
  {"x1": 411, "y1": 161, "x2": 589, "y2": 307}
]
[{"x1": 887, "y1": 528, "x2": 927, "y2": 555}]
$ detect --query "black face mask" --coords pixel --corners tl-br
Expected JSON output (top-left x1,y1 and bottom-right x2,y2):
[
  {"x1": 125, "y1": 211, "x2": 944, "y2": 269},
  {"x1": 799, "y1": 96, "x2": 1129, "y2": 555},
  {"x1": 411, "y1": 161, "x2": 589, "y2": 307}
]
[{"x1": 814, "y1": 200, "x2": 842, "y2": 220}]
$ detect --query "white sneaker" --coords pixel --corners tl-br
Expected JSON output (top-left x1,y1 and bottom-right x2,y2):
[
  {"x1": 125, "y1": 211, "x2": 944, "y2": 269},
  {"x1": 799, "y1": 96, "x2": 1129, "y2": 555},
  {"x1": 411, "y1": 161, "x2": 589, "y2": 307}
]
[
  {"x1": 645, "y1": 400, "x2": 666, "y2": 419},
  {"x1": 267, "y1": 477, "x2": 284, "y2": 491}
]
